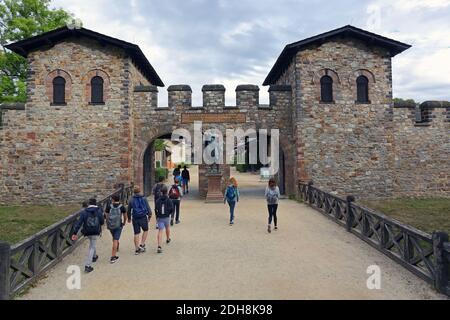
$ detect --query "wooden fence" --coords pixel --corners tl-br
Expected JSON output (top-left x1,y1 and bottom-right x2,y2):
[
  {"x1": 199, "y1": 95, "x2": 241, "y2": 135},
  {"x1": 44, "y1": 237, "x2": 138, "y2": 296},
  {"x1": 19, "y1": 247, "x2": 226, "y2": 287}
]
[
  {"x1": 0, "y1": 184, "x2": 133, "y2": 300},
  {"x1": 299, "y1": 182, "x2": 450, "y2": 297}
]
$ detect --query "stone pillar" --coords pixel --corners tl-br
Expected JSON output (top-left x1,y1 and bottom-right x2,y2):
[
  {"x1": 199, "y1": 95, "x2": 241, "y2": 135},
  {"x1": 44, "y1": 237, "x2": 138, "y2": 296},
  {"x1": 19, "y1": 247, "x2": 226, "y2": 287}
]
[
  {"x1": 202, "y1": 84, "x2": 225, "y2": 110},
  {"x1": 168, "y1": 85, "x2": 192, "y2": 111},
  {"x1": 236, "y1": 85, "x2": 259, "y2": 110},
  {"x1": 269, "y1": 85, "x2": 291, "y2": 109}
]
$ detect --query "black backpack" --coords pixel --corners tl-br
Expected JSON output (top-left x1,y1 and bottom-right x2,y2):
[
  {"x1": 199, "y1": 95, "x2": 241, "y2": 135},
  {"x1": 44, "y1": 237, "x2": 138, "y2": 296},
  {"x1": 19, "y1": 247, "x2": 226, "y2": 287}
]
[{"x1": 84, "y1": 210, "x2": 100, "y2": 235}]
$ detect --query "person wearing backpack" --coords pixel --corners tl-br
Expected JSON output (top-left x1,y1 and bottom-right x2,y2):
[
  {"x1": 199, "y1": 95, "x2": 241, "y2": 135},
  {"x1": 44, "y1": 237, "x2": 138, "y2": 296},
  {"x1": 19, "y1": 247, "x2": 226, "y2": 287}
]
[
  {"x1": 152, "y1": 176, "x2": 165, "y2": 230},
  {"x1": 127, "y1": 186, "x2": 152, "y2": 255},
  {"x1": 224, "y1": 177, "x2": 239, "y2": 226},
  {"x1": 173, "y1": 165, "x2": 181, "y2": 178},
  {"x1": 181, "y1": 165, "x2": 190, "y2": 194},
  {"x1": 265, "y1": 178, "x2": 281, "y2": 233},
  {"x1": 155, "y1": 185, "x2": 174, "y2": 253},
  {"x1": 168, "y1": 177, "x2": 183, "y2": 226},
  {"x1": 105, "y1": 194, "x2": 127, "y2": 264},
  {"x1": 71, "y1": 198, "x2": 104, "y2": 273}
]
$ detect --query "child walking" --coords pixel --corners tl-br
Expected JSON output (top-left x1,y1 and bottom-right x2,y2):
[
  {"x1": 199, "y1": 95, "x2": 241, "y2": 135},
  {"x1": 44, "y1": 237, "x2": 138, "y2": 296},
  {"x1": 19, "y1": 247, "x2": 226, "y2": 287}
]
[
  {"x1": 105, "y1": 194, "x2": 127, "y2": 264},
  {"x1": 224, "y1": 177, "x2": 239, "y2": 226},
  {"x1": 265, "y1": 178, "x2": 280, "y2": 233},
  {"x1": 155, "y1": 186, "x2": 174, "y2": 253},
  {"x1": 169, "y1": 177, "x2": 183, "y2": 225},
  {"x1": 71, "y1": 198, "x2": 104, "y2": 273}
]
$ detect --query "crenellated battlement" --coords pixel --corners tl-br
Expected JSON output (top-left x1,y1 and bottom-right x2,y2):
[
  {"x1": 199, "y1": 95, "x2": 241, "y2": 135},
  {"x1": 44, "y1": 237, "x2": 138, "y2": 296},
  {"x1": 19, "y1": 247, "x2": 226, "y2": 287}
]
[
  {"x1": 133, "y1": 84, "x2": 292, "y2": 110},
  {"x1": 393, "y1": 101, "x2": 450, "y2": 127}
]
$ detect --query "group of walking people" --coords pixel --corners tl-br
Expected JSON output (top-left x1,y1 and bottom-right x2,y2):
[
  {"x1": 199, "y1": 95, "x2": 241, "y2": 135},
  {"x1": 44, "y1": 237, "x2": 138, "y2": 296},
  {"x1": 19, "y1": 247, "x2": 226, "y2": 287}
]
[{"x1": 71, "y1": 165, "x2": 281, "y2": 274}]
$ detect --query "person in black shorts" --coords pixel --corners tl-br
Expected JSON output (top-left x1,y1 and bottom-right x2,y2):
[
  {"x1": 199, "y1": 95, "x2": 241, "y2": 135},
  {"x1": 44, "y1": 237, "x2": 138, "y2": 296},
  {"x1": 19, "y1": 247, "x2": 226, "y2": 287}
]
[
  {"x1": 105, "y1": 194, "x2": 127, "y2": 263},
  {"x1": 127, "y1": 186, "x2": 152, "y2": 255}
]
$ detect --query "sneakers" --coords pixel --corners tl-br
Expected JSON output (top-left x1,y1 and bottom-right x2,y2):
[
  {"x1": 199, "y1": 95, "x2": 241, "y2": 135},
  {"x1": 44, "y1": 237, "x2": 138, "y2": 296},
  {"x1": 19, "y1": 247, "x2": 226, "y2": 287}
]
[
  {"x1": 135, "y1": 247, "x2": 144, "y2": 255},
  {"x1": 110, "y1": 256, "x2": 119, "y2": 264},
  {"x1": 170, "y1": 220, "x2": 174, "y2": 226},
  {"x1": 166, "y1": 238, "x2": 171, "y2": 244},
  {"x1": 84, "y1": 266, "x2": 94, "y2": 273},
  {"x1": 92, "y1": 255, "x2": 99, "y2": 263},
  {"x1": 175, "y1": 220, "x2": 180, "y2": 225},
  {"x1": 157, "y1": 246, "x2": 163, "y2": 254},
  {"x1": 139, "y1": 244, "x2": 146, "y2": 252},
  {"x1": 268, "y1": 225, "x2": 272, "y2": 233},
  {"x1": 274, "y1": 226, "x2": 278, "y2": 231},
  {"x1": 229, "y1": 221, "x2": 234, "y2": 226}
]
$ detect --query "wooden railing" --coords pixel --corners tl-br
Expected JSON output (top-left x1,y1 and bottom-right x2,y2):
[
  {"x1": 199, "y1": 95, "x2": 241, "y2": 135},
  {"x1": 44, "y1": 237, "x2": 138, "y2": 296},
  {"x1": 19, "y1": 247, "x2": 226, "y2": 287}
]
[
  {"x1": 299, "y1": 182, "x2": 450, "y2": 297},
  {"x1": 0, "y1": 184, "x2": 134, "y2": 300}
]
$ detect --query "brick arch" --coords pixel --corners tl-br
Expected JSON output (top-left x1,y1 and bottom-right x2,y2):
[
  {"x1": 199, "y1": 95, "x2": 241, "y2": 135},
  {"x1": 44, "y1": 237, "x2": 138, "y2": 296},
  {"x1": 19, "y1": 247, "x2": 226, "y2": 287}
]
[
  {"x1": 134, "y1": 125, "x2": 192, "y2": 192},
  {"x1": 312, "y1": 68, "x2": 341, "y2": 85},
  {"x1": 312, "y1": 69, "x2": 341, "y2": 103},
  {"x1": 83, "y1": 69, "x2": 111, "y2": 104},
  {"x1": 45, "y1": 69, "x2": 72, "y2": 104},
  {"x1": 350, "y1": 69, "x2": 376, "y2": 84}
]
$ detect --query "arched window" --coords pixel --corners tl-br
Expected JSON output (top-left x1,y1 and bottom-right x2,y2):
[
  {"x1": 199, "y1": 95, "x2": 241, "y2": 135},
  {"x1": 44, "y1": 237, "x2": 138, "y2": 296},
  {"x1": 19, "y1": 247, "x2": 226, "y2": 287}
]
[
  {"x1": 320, "y1": 75, "x2": 333, "y2": 103},
  {"x1": 53, "y1": 76, "x2": 66, "y2": 104},
  {"x1": 91, "y1": 76, "x2": 104, "y2": 104},
  {"x1": 356, "y1": 75, "x2": 369, "y2": 103}
]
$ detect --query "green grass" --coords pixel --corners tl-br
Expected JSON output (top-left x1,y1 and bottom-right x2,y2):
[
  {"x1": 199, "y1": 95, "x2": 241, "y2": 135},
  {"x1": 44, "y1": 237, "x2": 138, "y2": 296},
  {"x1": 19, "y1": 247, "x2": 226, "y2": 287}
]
[
  {"x1": 362, "y1": 198, "x2": 450, "y2": 235},
  {"x1": 0, "y1": 205, "x2": 80, "y2": 244}
]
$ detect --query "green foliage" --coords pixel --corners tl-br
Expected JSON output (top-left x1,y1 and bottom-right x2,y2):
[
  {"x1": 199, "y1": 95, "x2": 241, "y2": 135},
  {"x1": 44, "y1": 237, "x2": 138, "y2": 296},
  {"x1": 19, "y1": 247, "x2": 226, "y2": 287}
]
[
  {"x1": 236, "y1": 164, "x2": 248, "y2": 173},
  {"x1": 154, "y1": 139, "x2": 166, "y2": 152},
  {"x1": 155, "y1": 167, "x2": 168, "y2": 182},
  {"x1": 0, "y1": 0, "x2": 73, "y2": 103},
  {"x1": 393, "y1": 98, "x2": 417, "y2": 105},
  {"x1": 175, "y1": 162, "x2": 190, "y2": 168}
]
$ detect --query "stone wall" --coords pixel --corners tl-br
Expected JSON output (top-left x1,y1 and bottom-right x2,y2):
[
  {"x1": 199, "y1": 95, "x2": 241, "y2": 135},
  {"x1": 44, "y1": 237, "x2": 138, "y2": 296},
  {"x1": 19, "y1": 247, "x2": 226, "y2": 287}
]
[
  {"x1": 392, "y1": 105, "x2": 450, "y2": 197},
  {"x1": 0, "y1": 38, "x2": 149, "y2": 204},
  {"x1": 132, "y1": 84, "x2": 295, "y2": 198}
]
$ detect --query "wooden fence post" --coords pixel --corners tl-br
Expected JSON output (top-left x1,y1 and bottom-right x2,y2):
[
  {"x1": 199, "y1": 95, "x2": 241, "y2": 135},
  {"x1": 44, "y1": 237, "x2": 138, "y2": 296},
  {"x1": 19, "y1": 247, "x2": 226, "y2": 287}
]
[
  {"x1": 307, "y1": 182, "x2": 313, "y2": 205},
  {"x1": 0, "y1": 241, "x2": 11, "y2": 300},
  {"x1": 345, "y1": 195, "x2": 355, "y2": 232},
  {"x1": 433, "y1": 231, "x2": 449, "y2": 294}
]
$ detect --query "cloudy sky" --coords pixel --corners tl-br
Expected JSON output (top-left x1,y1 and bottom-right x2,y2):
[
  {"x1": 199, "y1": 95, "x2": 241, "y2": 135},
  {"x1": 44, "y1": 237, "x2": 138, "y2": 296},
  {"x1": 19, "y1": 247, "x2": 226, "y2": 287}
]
[{"x1": 52, "y1": 0, "x2": 450, "y2": 106}]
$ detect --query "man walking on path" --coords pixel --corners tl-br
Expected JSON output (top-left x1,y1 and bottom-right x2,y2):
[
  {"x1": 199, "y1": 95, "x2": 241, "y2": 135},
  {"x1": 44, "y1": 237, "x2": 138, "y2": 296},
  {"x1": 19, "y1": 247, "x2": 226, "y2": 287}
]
[
  {"x1": 127, "y1": 187, "x2": 152, "y2": 255},
  {"x1": 169, "y1": 177, "x2": 183, "y2": 225},
  {"x1": 181, "y1": 165, "x2": 190, "y2": 194},
  {"x1": 105, "y1": 194, "x2": 127, "y2": 263},
  {"x1": 152, "y1": 176, "x2": 165, "y2": 230},
  {"x1": 173, "y1": 165, "x2": 181, "y2": 178},
  {"x1": 155, "y1": 186, "x2": 174, "y2": 254},
  {"x1": 71, "y1": 198, "x2": 104, "y2": 273}
]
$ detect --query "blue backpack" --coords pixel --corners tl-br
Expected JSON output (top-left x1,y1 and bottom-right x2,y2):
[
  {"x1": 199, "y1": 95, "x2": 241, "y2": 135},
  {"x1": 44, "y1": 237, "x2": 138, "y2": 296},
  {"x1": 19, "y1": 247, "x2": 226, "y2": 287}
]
[
  {"x1": 132, "y1": 197, "x2": 148, "y2": 217},
  {"x1": 225, "y1": 186, "x2": 236, "y2": 201}
]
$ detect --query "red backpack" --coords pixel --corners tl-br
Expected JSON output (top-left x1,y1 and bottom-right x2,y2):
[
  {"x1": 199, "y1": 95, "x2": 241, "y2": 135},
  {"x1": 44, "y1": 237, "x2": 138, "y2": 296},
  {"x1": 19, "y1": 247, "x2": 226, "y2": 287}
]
[{"x1": 169, "y1": 185, "x2": 181, "y2": 199}]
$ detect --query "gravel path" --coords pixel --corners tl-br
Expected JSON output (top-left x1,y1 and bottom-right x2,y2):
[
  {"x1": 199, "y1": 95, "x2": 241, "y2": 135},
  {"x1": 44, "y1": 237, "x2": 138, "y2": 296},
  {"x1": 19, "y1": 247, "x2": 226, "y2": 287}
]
[{"x1": 20, "y1": 167, "x2": 445, "y2": 300}]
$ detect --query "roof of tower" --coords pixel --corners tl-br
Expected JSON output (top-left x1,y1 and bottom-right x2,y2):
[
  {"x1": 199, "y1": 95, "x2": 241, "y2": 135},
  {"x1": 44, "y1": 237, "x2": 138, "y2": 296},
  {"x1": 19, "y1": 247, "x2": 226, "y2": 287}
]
[
  {"x1": 5, "y1": 26, "x2": 164, "y2": 87},
  {"x1": 263, "y1": 25, "x2": 411, "y2": 86}
]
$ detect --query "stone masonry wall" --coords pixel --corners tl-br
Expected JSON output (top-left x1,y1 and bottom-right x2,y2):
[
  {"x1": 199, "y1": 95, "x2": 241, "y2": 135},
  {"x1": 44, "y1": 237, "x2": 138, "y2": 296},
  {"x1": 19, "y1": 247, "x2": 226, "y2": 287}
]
[
  {"x1": 392, "y1": 106, "x2": 450, "y2": 197},
  {"x1": 295, "y1": 38, "x2": 395, "y2": 198},
  {"x1": 0, "y1": 38, "x2": 147, "y2": 204},
  {"x1": 132, "y1": 84, "x2": 295, "y2": 198}
]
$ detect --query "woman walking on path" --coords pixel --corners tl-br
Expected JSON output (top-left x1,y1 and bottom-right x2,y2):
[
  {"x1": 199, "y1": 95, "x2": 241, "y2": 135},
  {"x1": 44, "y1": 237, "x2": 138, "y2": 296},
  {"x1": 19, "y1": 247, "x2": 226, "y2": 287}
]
[
  {"x1": 265, "y1": 178, "x2": 280, "y2": 233},
  {"x1": 224, "y1": 177, "x2": 240, "y2": 226}
]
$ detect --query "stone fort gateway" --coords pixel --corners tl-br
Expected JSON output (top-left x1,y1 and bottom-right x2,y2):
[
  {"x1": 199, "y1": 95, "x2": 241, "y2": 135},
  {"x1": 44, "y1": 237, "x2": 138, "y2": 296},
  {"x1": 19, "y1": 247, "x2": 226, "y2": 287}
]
[{"x1": 0, "y1": 25, "x2": 449, "y2": 204}]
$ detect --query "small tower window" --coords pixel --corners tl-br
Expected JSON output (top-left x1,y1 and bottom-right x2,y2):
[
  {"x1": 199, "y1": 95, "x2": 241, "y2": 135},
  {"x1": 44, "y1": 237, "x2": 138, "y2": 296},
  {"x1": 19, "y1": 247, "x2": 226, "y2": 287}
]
[
  {"x1": 53, "y1": 76, "x2": 66, "y2": 104},
  {"x1": 356, "y1": 75, "x2": 369, "y2": 103},
  {"x1": 320, "y1": 75, "x2": 333, "y2": 103},
  {"x1": 91, "y1": 76, "x2": 104, "y2": 104}
]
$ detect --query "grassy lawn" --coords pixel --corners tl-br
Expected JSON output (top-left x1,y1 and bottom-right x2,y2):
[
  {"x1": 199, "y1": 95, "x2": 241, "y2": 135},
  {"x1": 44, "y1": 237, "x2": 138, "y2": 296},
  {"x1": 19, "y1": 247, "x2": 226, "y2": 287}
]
[
  {"x1": 362, "y1": 198, "x2": 450, "y2": 235},
  {"x1": 0, "y1": 205, "x2": 80, "y2": 245}
]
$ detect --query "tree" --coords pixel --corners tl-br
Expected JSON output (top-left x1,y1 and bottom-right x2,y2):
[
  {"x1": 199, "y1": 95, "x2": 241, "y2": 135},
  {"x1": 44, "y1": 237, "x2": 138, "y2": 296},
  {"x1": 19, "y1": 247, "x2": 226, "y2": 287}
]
[
  {"x1": 154, "y1": 139, "x2": 167, "y2": 152},
  {"x1": 0, "y1": 0, "x2": 73, "y2": 103}
]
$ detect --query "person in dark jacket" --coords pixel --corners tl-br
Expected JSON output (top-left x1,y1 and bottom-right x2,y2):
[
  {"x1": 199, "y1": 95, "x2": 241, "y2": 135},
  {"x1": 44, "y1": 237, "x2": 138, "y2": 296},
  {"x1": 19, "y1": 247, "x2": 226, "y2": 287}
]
[
  {"x1": 173, "y1": 165, "x2": 181, "y2": 178},
  {"x1": 155, "y1": 186, "x2": 174, "y2": 253},
  {"x1": 71, "y1": 198, "x2": 104, "y2": 273},
  {"x1": 181, "y1": 165, "x2": 190, "y2": 194},
  {"x1": 127, "y1": 186, "x2": 152, "y2": 255},
  {"x1": 105, "y1": 194, "x2": 127, "y2": 264}
]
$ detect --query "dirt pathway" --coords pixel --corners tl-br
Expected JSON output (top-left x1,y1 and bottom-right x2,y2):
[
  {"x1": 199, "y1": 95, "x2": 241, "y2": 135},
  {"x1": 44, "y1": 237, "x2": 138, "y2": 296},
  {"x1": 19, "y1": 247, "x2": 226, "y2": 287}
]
[{"x1": 20, "y1": 167, "x2": 445, "y2": 300}]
